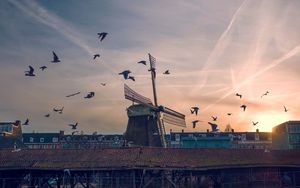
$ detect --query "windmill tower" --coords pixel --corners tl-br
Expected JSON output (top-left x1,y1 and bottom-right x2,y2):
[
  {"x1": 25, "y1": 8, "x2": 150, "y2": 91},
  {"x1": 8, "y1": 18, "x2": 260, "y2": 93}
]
[{"x1": 124, "y1": 54, "x2": 186, "y2": 148}]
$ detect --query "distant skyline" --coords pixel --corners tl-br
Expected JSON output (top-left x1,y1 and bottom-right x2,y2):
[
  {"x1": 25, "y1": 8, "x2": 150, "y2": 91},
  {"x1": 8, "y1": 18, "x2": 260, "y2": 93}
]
[{"x1": 1, "y1": 0, "x2": 300, "y2": 134}]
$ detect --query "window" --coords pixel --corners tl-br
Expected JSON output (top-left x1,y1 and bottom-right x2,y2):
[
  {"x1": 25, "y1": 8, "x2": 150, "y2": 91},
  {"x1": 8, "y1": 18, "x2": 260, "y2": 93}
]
[
  {"x1": 40, "y1": 138, "x2": 44, "y2": 143},
  {"x1": 30, "y1": 137, "x2": 34, "y2": 142},
  {"x1": 52, "y1": 137, "x2": 58, "y2": 143},
  {"x1": 175, "y1": 134, "x2": 180, "y2": 141}
]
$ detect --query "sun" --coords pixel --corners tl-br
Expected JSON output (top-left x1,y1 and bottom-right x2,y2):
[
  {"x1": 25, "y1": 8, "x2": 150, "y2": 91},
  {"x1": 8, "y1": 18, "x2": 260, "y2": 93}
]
[{"x1": 251, "y1": 111, "x2": 291, "y2": 132}]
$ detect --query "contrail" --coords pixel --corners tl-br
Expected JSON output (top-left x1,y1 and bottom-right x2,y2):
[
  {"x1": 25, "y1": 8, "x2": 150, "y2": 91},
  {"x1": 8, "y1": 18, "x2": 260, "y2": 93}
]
[
  {"x1": 8, "y1": 0, "x2": 117, "y2": 74},
  {"x1": 202, "y1": 44, "x2": 300, "y2": 112},
  {"x1": 193, "y1": 0, "x2": 248, "y2": 91}
]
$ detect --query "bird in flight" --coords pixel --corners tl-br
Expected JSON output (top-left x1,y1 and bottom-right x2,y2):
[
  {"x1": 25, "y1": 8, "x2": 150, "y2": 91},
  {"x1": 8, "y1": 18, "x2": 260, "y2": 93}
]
[
  {"x1": 163, "y1": 70, "x2": 170, "y2": 75},
  {"x1": 211, "y1": 116, "x2": 217, "y2": 121},
  {"x1": 71, "y1": 131, "x2": 79, "y2": 135},
  {"x1": 261, "y1": 91, "x2": 269, "y2": 98},
  {"x1": 25, "y1": 66, "x2": 35, "y2": 77},
  {"x1": 208, "y1": 122, "x2": 219, "y2": 132},
  {"x1": 93, "y1": 54, "x2": 100, "y2": 60},
  {"x1": 66, "y1": 92, "x2": 81, "y2": 98},
  {"x1": 39, "y1": 66, "x2": 47, "y2": 71},
  {"x1": 100, "y1": 83, "x2": 106, "y2": 86},
  {"x1": 284, "y1": 106, "x2": 288, "y2": 112},
  {"x1": 240, "y1": 105, "x2": 247, "y2": 112},
  {"x1": 190, "y1": 107, "x2": 199, "y2": 115},
  {"x1": 53, "y1": 107, "x2": 64, "y2": 114},
  {"x1": 84, "y1": 92, "x2": 95, "y2": 99},
  {"x1": 51, "y1": 51, "x2": 60, "y2": 63},
  {"x1": 227, "y1": 113, "x2": 232, "y2": 116},
  {"x1": 119, "y1": 70, "x2": 131, "y2": 79},
  {"x1": 128, "y1": 76, "x2": 135, "y2": 82},
  {"x1": 23, "y1": 118, "x2": 29, "y2": 125},
  {"x1": 44, "y1": 114, "x2": 50, "y2": 118},
  {"x1": 69, "y1": 122, "x2": 78, "y2": 130},
  {"x1": 137, "y1": 60, "x2": 146, "y2": 65},
  {"x1": 97, "y1": 32, "x2": 108, "y2": 42},
  {"x1": 252, "y1": 121, "x2": 259, "y2": 126},
  {"x1": 192, "y1": 120, "x2": 200, "y2": 128},
  {"x1": 235, "y1": 93, "x2": 242, "y2": 99}
]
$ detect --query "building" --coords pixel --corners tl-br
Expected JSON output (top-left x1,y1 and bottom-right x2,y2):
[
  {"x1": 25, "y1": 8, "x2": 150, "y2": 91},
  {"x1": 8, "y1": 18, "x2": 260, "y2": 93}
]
[
  {"x1": 272, "y1": 121, "x2": 300, "y2": 149},
  {"x1": 0, "y1": 120, "x2": 24, "y2": 149},
  {"x1": 170, "y1": 130, "x2": 272, "y2": 149},
  {"x1": 22, "y1": 132, "x2": 62, "y2": 149}
]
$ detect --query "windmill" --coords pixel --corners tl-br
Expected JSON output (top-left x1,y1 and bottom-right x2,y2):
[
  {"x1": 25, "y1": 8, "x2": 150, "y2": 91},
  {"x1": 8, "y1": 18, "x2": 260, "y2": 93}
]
[{"x1": 124, "y1": 54, "x2": 186, "y2": 148}]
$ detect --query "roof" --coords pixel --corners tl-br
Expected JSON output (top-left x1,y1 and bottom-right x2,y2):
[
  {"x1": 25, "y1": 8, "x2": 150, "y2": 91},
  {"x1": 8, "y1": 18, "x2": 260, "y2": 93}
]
[
  {"x1": 23, "y1": 133, "x2": 60, "y2": 143},
  {"x1": 0, "y1": 148, "x2": 299, "y2": 171}
]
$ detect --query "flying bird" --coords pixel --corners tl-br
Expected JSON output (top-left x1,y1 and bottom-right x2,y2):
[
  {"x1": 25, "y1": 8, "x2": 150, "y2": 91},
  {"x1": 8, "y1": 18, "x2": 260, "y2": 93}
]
[
  {"x1": 119, "y1": 70, "x2": 131, "y2": 79},
  {"x1": 128, "y1": 76, "x2": 135, "y2": 82},
  {"x1": 192, "y1": 120, "x2": 200, "y2": 128},
  {"x1": 137, "y1": 60, "x2": 146, "y2": 65},
  {"x1": 211, "y1": 116, "x2": 217, "y2": 121},
  {"x1": 261, "y1": 91, "x2": 269, "y2": 98},
  {"x1": 25, "y1": 66, "x2": 35, "y2": 77},
  {"x1": 44, "y1": 114, "x2": 50, "y2": 118},
  {"x1": 163, "y1": 70, "x2": 170, "y2": 75},
  {"x1": 208, "y1": 122, "x2": 219, "y2": 132},
  {"x1": 93, "y1": 54, "x2": 100, "y2": 60},
  {"x1": 84, "y1": 92, "x2": 95, "y2": 99},
  {"x1": 39, "y1": 66, "x2": 47, "y2": 71},
  {"x1": 227, "y1": 113, "x2": 232, "y2": 116},
  {"x1": 240, "y1": 105, "x2": 247, "y2": 112},
  {"x1": 284, "y1": 106, "x2": 288, "y2": 112},
  {"x1": 53, "y1": 107, "x2": 64, "y2": 114},
  {"x1": 235, "y1": 93, "x2": 242, "y2": 99},
  {"x1": 97, "y1": 32, "x2": 108, "y2": 42},
  {"x1": 69, "y1": 122, "x2": 78, "y2": 130},
  {"x1": 190, "y1": 107, "x2": 199, "y2": 115},
  {"x1": 66, "y1": 92, "x2": 81, "y2": 98},
  {"x1": 252, "y1": 121, "x2": 259, "y2": 126},
  {"x1": 71, "y1": 131, "x2": 79, "y2": 135},
  {"x1": 240, "y1": 104, "x2": 247, "y2": 112},
  {"x1": 100, "y1": 83, "x2": 106, "y2": 86},
  {"x1": 23, "y1": 118, "x2": 29, "y2": 125},
  {"x1": 51, "y1": 51, "x2": 60, "y2": 63}
]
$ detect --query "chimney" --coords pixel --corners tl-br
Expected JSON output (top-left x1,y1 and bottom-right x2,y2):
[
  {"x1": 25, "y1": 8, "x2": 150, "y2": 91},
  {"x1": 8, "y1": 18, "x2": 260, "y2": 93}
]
[
  {"x1": 170, "y1": 129, "x2": 172, "y2": 133},
  {"x1": 256, "y1": 129, "x2": 259, "y2": 133},
  {"x1": 232, "y1": 129, "x2": 234, "y2": 133},
  {"x1": 59, "y1": 130, "x2": 64, "y2": 137},
  {"x1": 207, "y1": 129, "x2": 209, "y2": 133},
  {"x1": 181, "y1": 129, "x2": 184, "y2": 133}
]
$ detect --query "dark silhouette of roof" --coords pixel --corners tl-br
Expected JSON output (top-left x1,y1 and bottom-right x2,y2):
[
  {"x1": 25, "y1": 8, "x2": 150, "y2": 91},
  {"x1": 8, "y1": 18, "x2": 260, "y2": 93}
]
[{"x1": 0, "y1": 148, "x2": 299, "y2": 170}]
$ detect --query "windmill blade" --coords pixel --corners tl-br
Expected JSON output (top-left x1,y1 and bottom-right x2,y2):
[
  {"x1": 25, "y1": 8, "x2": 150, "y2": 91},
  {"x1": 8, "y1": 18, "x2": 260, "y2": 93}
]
[
  {"x1": 124, "y1": 84, "x2": 153, "y2": 105},
  {"x1": 161, "y1": 106, "x2": 186, "y2": 127}
]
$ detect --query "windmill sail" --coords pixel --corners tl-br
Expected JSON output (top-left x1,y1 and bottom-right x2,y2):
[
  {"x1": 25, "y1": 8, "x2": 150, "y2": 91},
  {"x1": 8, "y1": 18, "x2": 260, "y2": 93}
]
[
  {"x1": 124, "y1": 84, "x2": 153, "y2": 105},
  {"x1": 161, "y1": 107, "x2": 186, "y2": 127}
]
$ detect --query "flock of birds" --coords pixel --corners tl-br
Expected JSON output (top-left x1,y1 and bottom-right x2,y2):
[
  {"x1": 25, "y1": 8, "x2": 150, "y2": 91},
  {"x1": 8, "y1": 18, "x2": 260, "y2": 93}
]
[
  {"x1": 22, "y1": 32, "x2": 172, "y2": 134},
  {"x1": 190, "y1": 91, "x2": 289, "y2": 132}
]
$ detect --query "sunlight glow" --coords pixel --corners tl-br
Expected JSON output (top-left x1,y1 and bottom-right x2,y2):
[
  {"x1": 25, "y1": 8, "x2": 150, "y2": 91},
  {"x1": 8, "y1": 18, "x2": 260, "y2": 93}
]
[{"x1": 251, "y1": 111, "x2": 290, "y2": 132}]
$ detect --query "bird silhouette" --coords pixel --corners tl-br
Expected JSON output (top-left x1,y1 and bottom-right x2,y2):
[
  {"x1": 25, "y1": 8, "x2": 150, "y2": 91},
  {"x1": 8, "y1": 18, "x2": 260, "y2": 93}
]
[
  {"x1": 97, "y1": 32, "x2": 108, "y2": 42},
  {"x1": 284, "y1": 106, "x2": 288, "y2": 112},
  {"x1": 66, "y1": 92, "x2": 81, "y2": 98},
  {"x1": 227, "y1": 113, "x2": 232, "y2": 116},
  {"x1": 163, "y1": 70, "x2": 170, "y2": 75},
  {"x1": 137, "y1": 60, "x2": 146, "y2": 65},
  {"x1": 69, "y1": 122, "x2": 78, "y2": 130},
  {"x1": 119, "y1": 70, "x2": 131, "y2": 79},
  {"x1": 190, "y1": 107, "x2": 199, "y2": 115},
  {"x1": 93, "y1": 54, "x2": 100, "y2": 60},
  {"x1": 71, "y1": 131, "x2": 79, "y2": 135},
  {"x1": 39, "y1": 66, "x2": 47, "y2": 71},
  {"x1": 261, "y1": 91, "x2": 269, "y2": 98},
  {"x1": 192, "y1": 120, "x2": 200, "y2": 128},
  {"x1": 53, "y1": 107, "x2": 64, "y2": 114},
  {"x1": 84, "y1": 92, "x2": 95, "y2": 99},
  {"x1": 100, "y1": 83, "x2": 106, "y2": 86},
  {"x1": 148, "y1": 68, "x2": 156, "y2": 78},
  {"x1": 128, "y1": 76, "x2": 135, "y2": 82},
  {"x1": 51, "y1": 51, "x2": 60, "y2": 63},
  {"x1": 44, "y1": 114, "x2": 50, "y2": 118},
  {"x1": 252, "y1": 121, "x2": 259, "y2": 126},
  {"x1": 211, "y1": 116, "x2": 217, "y2": 121},
  {"x1": 236, "y1": 93, "x2": 242, "y2": 98},
  {"x1": 208, "y1": 122, "x2": 219, "y2": 132},
  {"x1": 23, "y1": 118, "x2": 29, "y2": 125},
  {"x1": 240, "y1": 105, "x2": 247, "y2": 112},
  {"x1": 25, "y1": 66, "x2": 35, "y2": 77}
]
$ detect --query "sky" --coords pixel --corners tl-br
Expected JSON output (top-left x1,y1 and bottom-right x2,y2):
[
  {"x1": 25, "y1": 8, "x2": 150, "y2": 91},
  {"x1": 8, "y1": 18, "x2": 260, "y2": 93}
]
[{"x1": 1, "y1": 0, "x2": 300, "y2": 134}]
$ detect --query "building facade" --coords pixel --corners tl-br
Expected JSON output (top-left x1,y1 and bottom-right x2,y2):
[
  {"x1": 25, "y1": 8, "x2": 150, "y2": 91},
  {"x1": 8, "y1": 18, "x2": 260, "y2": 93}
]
[{"x1": 272, "y1": 121, "x2": 300, "y2": 149}]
